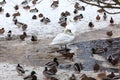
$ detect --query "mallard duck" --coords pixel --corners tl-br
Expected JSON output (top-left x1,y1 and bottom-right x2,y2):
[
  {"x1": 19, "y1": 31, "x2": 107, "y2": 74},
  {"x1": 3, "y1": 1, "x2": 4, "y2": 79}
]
[
  {"x1": 45, "y1": 57, "x2": 59, "y2": 68},
  {"x1": 73, "y1": 63, "x2": 83, "y2": 73},
  {"x1": 81, "y1": 74, "x2": 96, "y2": 80},
  {"x1": 43, "y1": 67, "x2": 56, "y2": 80},
  {"x1": 20, "y1": 32, "x2": 27, "y2": 41},
  {"x1": 32, "y1": 15, "x2": 37, "y2": 19},
  {"x1": 6, "y1": 13, "x2": 10, "y2": 17},
  {"x1": 24, "y1": 71, "x2": 37, "y2": 80},
  {"x1": 0, "y1": 0, "x2": 6, "y2": 5},
  {"x1": 93, "y1": 62, "x2": 100, "y2": 72},
  {"x1": 6, "y1": 30, "x2": 12, "y2": 40},
  {"x1": 14, "y1": 5, "x2": 19, "y2": 10},
  {"x1": 106, "y1": 31, "x2": 113, "y2": 37},
  {"x1": 31, "y1": 35, "x2": 37, "y2": 42},
  {"x1": 96, "y1": 15, "x2": 100, "y2": 21},
  {"x1": 69, "y1": 74, "x2": 76, "y2": 80},
  {"x1": 16, "y1": 64, "x2": 25, "y2": 76},
  {"x1": 0, "y1": 28, "x2": 5, "y2": 34},
  {"x1": 103, "y1": 12, "x2": 107, "y2": 20},
  {"x1": 110, "y1": 17, "x2": 114, "y2": 26},
  {"x1": 107, "y1": 72, "x2": 115, "y2": 79},
  {"x1": 88, "y1": 22, "x2": 94, "y2": 28}
]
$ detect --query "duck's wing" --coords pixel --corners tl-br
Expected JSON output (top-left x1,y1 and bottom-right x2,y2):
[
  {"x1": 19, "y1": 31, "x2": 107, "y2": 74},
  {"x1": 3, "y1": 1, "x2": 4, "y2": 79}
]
[
  {"x1": 16, "y1": 67, "x2": 25, "y2": 73},
  {"x1": 45, "y1": 61, "x2": 57, "y2": 68},
  {"x1": 50, "y1": 33, "x2": 75, "y2": 45}
]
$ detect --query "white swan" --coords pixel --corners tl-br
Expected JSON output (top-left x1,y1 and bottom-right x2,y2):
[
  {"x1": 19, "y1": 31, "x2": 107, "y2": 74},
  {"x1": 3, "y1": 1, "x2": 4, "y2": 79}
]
[{"x1": 49, "y1": 29, "x2": 75, "y2": 49}]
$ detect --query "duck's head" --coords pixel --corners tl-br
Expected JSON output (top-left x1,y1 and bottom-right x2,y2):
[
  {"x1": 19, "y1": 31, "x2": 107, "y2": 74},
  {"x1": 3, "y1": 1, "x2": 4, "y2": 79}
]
[
  {"x1": 44, "y1": 67, "x2": 48, "y2": 71},
  {"x1": 17, "y1": 64, "x2": 20, "y2": 67},
  {"x1": 53, "y1": 57, "x2": 58, "y2": 62},
  {"x1": 31, "y1": 71, "x2": 36, "y2": 75}
]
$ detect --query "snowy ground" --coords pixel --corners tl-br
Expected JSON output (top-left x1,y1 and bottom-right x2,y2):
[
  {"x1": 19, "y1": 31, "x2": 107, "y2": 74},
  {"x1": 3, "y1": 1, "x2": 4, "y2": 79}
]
[
  {"x1": 0, "y1": 0, "x2": 120, "y2": 80},
  {"x1": 0, "y1": 0, "x2": 120, "y2": 39}
]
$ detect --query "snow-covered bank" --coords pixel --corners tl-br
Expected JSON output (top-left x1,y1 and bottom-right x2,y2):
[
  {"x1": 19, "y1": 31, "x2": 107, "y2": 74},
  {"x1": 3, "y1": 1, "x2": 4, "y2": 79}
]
[{"x1": 0, "y1": 0, "x2": 120, "y2": 40}]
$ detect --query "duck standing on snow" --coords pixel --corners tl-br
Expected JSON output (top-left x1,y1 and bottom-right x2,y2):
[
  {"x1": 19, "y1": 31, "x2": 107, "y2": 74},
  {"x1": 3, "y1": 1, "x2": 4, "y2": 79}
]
[
  {"x1": 88, "y1": 21, "x2": 94, "y2": 28},
  {"x1": 16, "y1": 64, "x2": 25, "y2": 76},
  {"x1": 103, "y1": 12, "x2": 107, "y2": 20},
  {"x1": 31, "y1": 35, "x2": 37, "y2": 43},
  {"x1": 45, "y1": 57, "x2": 59, "y2": 68},
  {"x1": 96, "y1": 15, "x2": 100, "y2": 21},
  {"x1": 6, "y1": 30, "x2": 12, "y2": 40},
  {"x1": 24, "y1": 71, "x2": 37, "y2": 80},
  {"x1": 110, "y1": 17, "x2": 114, "y2": 26}
]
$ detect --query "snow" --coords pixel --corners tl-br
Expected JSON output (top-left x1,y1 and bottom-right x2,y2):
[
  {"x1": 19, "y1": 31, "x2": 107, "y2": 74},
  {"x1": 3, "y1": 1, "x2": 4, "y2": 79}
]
[
  {"x1": 0, "y1": 0, "x2": 120, "y2": 80},
  {"x1": 0, "y1": 0, "x2": 120, "y2": 39}
]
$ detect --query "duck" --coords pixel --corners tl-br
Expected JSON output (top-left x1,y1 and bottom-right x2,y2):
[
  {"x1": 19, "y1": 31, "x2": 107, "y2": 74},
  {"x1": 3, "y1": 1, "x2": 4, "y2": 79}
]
[
  {"x1": 6, "y1": 13, "x2": 10, "y2": 17},
  {"x1": 106, "y1": 31, "x2": 113, "y2": 37},
  {"x1": 23, "y1": 5, "x2": 30, "y2": 10},
  {"x1": 16, "y1": 64, "x2": 25, "y2": 76},
  {"x1": 22, "y1": 24, "x2": 28, "y2": 31},
  {"x1": 88, "y1": 22, "x2": 94, "y2": 28},
  {"x1": 32, "y1": 0, "x2": 37, "y2": 6},
  {"x1": 96, "y1": 15, "x2": 100, "y2": 21},
  {"x1": 81, "y1": 74, "x2": 96, "y2": 80},
  {"x1": 65, "y1": 11, "x2": 70, "y2": 16},
  {"x1": 50, "y1": 0, "x2": 59, "y2": 8},
  {"x1": 103, "y1": 12, "x2": 107, "y2": 20},
  {"x1": 31, "y1": 35, "x2": 37, "y2": 42},
  {"x1": 14, "y1": 5, "x2": 19, "y2": 11},
  {"x1": 48, "y1": 66, "x2": 57, "y2": 75},
  {"x1": 73, "y1": 14, "x2": 83, "y2": 22},
  {"x1": 60, "y1": 51, "x2": 75, "y2": 61},
  {"x1": 110, "y1": 17, "x2": 114, "y2": 26},
  {"x1": 38, "y1": 13, "x2": 43, "y2": 18},
  {"x1": 107, "y1": 55, "x2": 113, "y2": 62},
  {"x1": 73, "y1": 63, "x2": 83, "y2": 73},
  {"x1": 12, "y1": 12, "x2": 20, "y2": 17},
  {"x1": 0, "y1": 28, "x2": 5, "y2": 34},
  {"x1": 20, "y1": 32, "x2": 27, "y2": 41},
  {"x1": 93, "y1": 62, "x2": 100, "y2": 73},
  {"x1": 30, "y1": 8, "x2": 38, "y2": 13},
  {"x1": 73, "y1": 9, "x2": 78, "y2": 14},
  {"x1": 0, "y1": 7, "x2": 4, "y2": 13},
  {"x1": 43, "y1": 67, "x2": 57, "y2": 80},
  {"x1": 32, "y1": 15, "x2": 37, "y2": 20},
  {"x1": 40, "y1": 17, "x2": 51, "y2": 24},
  {"x1": 0, "y1": 0, "x2": 6, "y2": 5},
  {"x1": 107, "y1": 72, "x2": 115, "y2": 79},
  {"x1": 24, "y1": 71, "x2": 37, "y2": 80},
  {"x1": 21, "y1": 0, "x2": 28, "y2": 5},
  {"x1": 45, "y1": 57, "x2": 59, "y2": 68},
  {"x1": 69, "y1": 74, "x2": 76, "y2": 80},
  {"x1": 50, "y1": 29, "x2": 75, "y2": 51},
  {"x1": 6, "y1": 30, "x2": 12, "y2": 40}
]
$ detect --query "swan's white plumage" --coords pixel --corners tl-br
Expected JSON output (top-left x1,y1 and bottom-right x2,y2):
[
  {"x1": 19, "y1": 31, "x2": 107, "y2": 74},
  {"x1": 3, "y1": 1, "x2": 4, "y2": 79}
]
[
  {"x1": 50, "y1": 32, "x2": 75, "y2": 45},
  {"x1": 50, "y1": 20, "x2": 76, "y2": 46}
]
